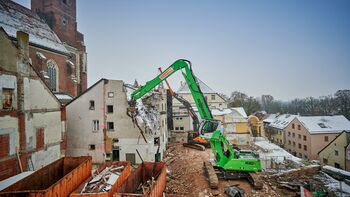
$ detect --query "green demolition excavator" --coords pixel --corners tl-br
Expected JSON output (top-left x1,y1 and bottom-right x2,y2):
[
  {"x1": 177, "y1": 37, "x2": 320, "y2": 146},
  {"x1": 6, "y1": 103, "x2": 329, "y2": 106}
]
[{"x1": 127, "y1": 59, "x2": 262, "y2": 188}]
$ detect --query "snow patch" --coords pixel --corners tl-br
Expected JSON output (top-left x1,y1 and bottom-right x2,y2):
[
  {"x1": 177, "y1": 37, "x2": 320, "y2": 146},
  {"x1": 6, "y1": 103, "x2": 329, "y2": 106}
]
[{"x1": 253, "y1": 137, "x2": 302, "y2": 164}]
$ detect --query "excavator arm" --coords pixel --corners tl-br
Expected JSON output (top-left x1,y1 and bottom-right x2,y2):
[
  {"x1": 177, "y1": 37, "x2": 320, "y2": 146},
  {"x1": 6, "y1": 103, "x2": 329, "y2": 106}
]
[
  {"x1": 158, "y1": 67, "x2": 200, "y2": 131},
  {"x1": 129, "y1": 59, "x2": 261, "y2": 189},
  {"x1": 130, "y1": 59, "x2": 213, "y2": 122}
]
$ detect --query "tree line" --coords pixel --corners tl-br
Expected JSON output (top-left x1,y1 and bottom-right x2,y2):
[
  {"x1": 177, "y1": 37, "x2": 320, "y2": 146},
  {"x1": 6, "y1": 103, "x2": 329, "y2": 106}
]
[{"x1": 227, "y1": 90, "x2": 350, "y2": 120}]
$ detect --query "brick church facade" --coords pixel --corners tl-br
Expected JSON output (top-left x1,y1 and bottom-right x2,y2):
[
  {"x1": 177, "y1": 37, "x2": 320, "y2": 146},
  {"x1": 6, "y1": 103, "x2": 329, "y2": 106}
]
[
  {"x1": 31, "y1": 0, "x2": 88, "y2": 96},
  {"x1": 0, "y1": 0, "x2": 87, "y2": 99}
]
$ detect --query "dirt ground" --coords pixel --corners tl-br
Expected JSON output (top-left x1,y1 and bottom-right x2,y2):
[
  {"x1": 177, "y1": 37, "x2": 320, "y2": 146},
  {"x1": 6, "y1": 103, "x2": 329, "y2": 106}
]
[{"x1": 164, "y1": 143, "x2": 280, "y2": 197}]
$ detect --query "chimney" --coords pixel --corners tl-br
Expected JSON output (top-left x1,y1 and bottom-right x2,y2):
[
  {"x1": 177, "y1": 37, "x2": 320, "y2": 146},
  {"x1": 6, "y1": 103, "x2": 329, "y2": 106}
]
[{"x1": 16, "y1": 31, "x2": 29, "y2": 58}]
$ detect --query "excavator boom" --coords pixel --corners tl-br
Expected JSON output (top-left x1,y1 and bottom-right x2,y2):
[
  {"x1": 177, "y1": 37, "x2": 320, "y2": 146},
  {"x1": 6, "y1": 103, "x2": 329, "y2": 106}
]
[{"x1": 130, "y1": 59, "x2": 213, "y2": 121}]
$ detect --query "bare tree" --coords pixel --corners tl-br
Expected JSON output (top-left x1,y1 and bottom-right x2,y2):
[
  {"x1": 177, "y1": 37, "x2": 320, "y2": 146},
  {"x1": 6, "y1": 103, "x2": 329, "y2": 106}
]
[{"x1": 335, "y1": 90, "x2": 350, "y2": 120}]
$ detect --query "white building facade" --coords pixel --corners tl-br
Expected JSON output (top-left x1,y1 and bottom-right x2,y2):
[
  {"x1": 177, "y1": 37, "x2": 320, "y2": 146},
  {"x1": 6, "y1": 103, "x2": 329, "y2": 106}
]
[{"x1": 66, "y1": 79, "x2": 168, "y2": 164}]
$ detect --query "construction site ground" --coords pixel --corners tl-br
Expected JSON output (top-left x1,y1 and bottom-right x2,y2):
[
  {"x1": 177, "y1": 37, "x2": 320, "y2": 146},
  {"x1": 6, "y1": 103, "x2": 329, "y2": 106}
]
[{"x1": 164, "y1": 143, "x2": 280, "y2": 197}]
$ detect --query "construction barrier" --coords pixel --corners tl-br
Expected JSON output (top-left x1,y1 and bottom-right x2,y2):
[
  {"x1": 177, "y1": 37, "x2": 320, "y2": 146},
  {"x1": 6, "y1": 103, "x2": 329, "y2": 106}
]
[
  {"x1": 0, "y1": 156, "x2": 92, "y2": 197},
  {"x1": 114, "y1": 162, "x2": 166, "y2": 197},
  {"x1": 70, "y1": 161, "x2": 131, "y2": 197}
]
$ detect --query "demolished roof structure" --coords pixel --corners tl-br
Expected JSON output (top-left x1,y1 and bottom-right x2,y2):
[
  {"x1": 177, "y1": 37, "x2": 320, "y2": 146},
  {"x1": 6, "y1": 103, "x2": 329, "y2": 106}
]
[{"x1": 0, "y1": 0, "x2": 68, "y2": 55}]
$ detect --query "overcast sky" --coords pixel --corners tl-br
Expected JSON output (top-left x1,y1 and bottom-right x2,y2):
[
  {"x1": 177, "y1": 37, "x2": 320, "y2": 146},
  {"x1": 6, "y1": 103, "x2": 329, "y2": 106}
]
[{"x1": 15, "y1": 0, "x2": 350, "y2": 100}]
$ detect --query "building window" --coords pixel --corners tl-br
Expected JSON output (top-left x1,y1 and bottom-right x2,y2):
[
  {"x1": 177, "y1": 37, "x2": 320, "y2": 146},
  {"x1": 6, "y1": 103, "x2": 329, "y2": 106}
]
[
  {"x1": 211, "y1": 95, "x2": 215, "y2": 100},
  {"x1": 180, "y1": 127, "x2": 184, "y2": 131},
  {"x1": 47, "y1": 60, "x2": 58, "y2": 92},
  {"x1": 107, "y1": 122, "x2": 114, "y2": 131},
  {"x1": 175, "y1": 127, "x2": 179, "y2": 130},
  {"x1": 304, "y1": 155, "x2": 308, "y2": 159},
  {"x1": 335, "y1": 150, "x2": 339, "y2": 156},
  {"x1": 108, "y1": 92, "x2": 114, "y2": 98},
  {"x1": 292, "y1": 123, "x2": 295, "y2": 129},
  {"x1": 304, "y1": 145, "x2": 307, "y2": 151},
  {"x1": 293, "y1": 141, "x2": 296, "y2": 147},
  {"x1": 288, "y1": 140, "x2": 291, "y2": 145},
  {"x1": 298, "y1": 134, "x2": 301, "y2": 139},
  {"x1": 89, "y1": 100, "x2": 95, "y2": 110},
  {"x1": 154, "y1": 137, "x2": 160, "y2": 145},
  {"x1": 62, "y1": 16, "x2": 68, "y2": 26},
  {"x1": 324, "y1": 136, "x2": 329, "y2": 142},
  {"x1": 2, "y1": 88, "x2": 14, "y2": 110},
  {"x1": 93, "y1": 120, "x2": 99, "y2": 131},
  {"x1": 298, "y1": 153, "x2": 302, "y2": 157},
  {"x1": 303, "y1": 135, "x2": 307, "y2": 141},
  {"x1": 323, "y1": 158, "x2": 328, "y2": 165},
  {"x1": 288, "y1": 132, "x2": 291, "y2": 136},
  {"x1": 107, "y1": 105, "x2": 114, "y2": 113},
  {"x1": 298, "y1": 143, "x2": 301, "y2": 149},
  {"x1": 297, "y1": 125, "x2": 301, "y2": 130},
  {"x1": 0, "y1": 134, "x2": 9, "y2": 157},
  {"x1": 292, "y1": 133, "x2": 295, "y2": 138},
  {"x1": 36, "y1": 128, "x2": 44, "y2": 149},
  {"x1": 89, "y1": 144, "x2": 95, "y2": 150}
]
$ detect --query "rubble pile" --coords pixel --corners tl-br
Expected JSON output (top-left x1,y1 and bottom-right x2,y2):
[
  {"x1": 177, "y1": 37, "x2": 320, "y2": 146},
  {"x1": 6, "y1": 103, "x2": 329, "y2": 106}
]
[
  {"x1": 136, "y1": 99, "x2": 160, "y2": 135},
  {"x1": 262, "y1": 165, "x2": 326, "y2": 196},
  {"x1": 164, "y1": 143, "x2": 209, "y2": 195},
  {"x1": 81, "y1": 165, "x2": 125, "y2": 194}
]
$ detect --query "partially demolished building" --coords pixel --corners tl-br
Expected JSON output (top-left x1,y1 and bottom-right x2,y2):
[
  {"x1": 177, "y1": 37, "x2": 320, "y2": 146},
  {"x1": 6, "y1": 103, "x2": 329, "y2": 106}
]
[
  {"x1": 66, "y1": 79, "x2": 168, "y2": 164},
  {"x1": 0, "y1": 29, "x2": 66, "y2": 181}
]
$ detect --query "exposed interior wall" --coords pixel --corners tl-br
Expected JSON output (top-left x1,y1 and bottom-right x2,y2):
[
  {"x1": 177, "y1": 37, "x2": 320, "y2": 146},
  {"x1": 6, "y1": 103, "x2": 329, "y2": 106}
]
[
  {"x1": 30, "y1": 144, "x2": 60, "y2": 170},
  {"x1": 0, "y1": 30, "x2": 65, "y2": 180},
  {"x1": 0, "y1": 117, "x2": 19, "y2": 155},
  {"x1": 0, "y1": 74, "x2": 17, "y2": 110}
]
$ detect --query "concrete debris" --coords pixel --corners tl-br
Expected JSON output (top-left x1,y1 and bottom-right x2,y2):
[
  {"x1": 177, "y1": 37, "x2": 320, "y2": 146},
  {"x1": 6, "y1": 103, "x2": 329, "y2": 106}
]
[
  {"x1": 136, "y1": 177, "x2": 156, "y2": 194},
  {"x1": 81, "y1": 165, "x2": 124, "y2": 194}
]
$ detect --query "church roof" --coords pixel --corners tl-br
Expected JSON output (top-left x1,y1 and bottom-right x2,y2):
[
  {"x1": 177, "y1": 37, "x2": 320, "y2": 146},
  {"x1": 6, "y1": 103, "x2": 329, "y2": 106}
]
[{"x1": 0, "y1": 0, "x2": 68, "y2": 54}]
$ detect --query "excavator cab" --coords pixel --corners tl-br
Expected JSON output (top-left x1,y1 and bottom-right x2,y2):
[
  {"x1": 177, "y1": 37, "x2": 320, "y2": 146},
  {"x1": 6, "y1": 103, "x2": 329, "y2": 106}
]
[{"x1": 199, "y1": 119, "x2": 221, "y2": 137}]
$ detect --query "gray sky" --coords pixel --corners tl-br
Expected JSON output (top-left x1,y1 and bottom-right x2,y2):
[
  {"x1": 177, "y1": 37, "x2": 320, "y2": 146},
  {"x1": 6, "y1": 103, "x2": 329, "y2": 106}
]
[{"x1": 15, "y1": 0, "x2": 350, "y2": 100}]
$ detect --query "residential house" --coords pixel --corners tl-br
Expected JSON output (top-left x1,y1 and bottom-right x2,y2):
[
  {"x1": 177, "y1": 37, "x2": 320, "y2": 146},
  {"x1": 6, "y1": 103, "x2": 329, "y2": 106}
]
[
  {"x1": 0, "y1": 29, "x2": 66, "y2": 181},
  {"x1": 265, "y1": 114, "x2": 298, "y2": 147},
  {"x1": 285, "y1": 116, "x2": 350, "y2": 160},
  {"x1": 66, "y1": 79, "x2": 168, "y2": 164},
  {"x1": 212, "y1": 107, "x2": 250, "y2": 145},
  {"x1": 0, "y1": 0, "x2": 87, "y2": 99},
  {"x1": 318, "y1": 131, "x2": 350, "y2": 170},
  {"x1": 172, "y1": 78, "x2": 226, "y2": 132}
]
